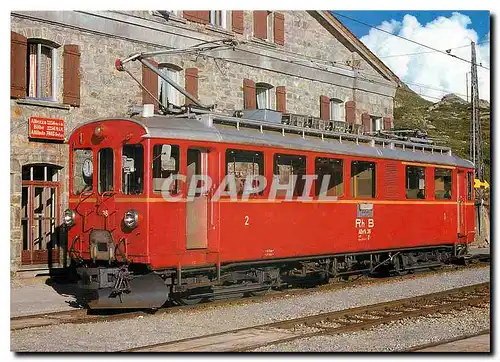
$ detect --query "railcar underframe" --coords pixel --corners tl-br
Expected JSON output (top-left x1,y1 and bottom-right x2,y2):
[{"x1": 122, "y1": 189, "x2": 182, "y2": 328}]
[{"x1": 77, "y1": 244, "x2": 466, "y2": 308}]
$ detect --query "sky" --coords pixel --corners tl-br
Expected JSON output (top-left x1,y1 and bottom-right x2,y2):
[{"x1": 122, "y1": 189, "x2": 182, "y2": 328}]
[{"x1": 332, "y1": 11, "x2": 491, "y2": 102}]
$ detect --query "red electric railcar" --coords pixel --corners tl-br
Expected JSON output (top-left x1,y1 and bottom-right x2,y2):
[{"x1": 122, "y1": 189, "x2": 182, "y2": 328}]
[{"x1": 65, "y1": 112, "x2": 475, "y2": 308}]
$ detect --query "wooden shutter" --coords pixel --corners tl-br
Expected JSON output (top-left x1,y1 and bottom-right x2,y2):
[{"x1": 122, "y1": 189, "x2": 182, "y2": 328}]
[
  {"x1": 345, "y1": 100, "x2": 356, "y2": 124},
  {"x1": 185, "y1": 68, "x2": 199, "y2": 106},
  {"x1": 274, "y1": 12, "x2": 285, "y2": 45},
  {"x1": 361, "y1": 112, "x2": 371, "y2": 133},
  {"x1": 319, "y1": 95, "x2": 330, "y2": 121},
  {"x1": 183, "y1": 11, "x2": 210, "y2": 24},
  {"x1": 383, "y1": 116, "x2": 392, "y2": 130},
  {"x1": 11, "y1": 32, "x2": 27, "y2": 99},
  {"x1": 63, "y1": 44, "x2": 81, "y2": 107},
  {"x1": 243, "y1": 79, "x2": 256, "y2": 110},
  {"x1": 232, "y1": 11, "x2": 244, "y2": 34},
  {"x1": 142, "y1": 59, "x2": 158, "y2": 112},
  {"x1": 253, "y1": 11, "x2": 267, "y2": 39},
  {"x1": 276, "y1": 86, "x2": 286, "y2": 113}
]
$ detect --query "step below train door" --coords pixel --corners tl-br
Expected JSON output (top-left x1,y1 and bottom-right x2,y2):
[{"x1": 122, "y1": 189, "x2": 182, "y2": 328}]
[{"x1": 186, "y1": 147, "x2": 210, "y2": 250}]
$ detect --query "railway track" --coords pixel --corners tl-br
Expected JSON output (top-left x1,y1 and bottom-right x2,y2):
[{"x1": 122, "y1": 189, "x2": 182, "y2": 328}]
[
  {"x1": 125, "y1": 282, "x2": 490, "y2": 352},
  {"x1": 11, "y1": 262, "x2": 489, "y2": 332}
]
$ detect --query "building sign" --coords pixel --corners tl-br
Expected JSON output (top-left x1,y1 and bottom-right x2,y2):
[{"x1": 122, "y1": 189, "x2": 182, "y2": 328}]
[{"x1": 29, "y1": 117, "x2": 65, "y2": 141}]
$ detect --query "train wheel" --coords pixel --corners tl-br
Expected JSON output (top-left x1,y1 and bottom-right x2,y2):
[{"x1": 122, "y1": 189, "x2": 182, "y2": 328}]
[
  {"x1": 393, "y1": 255, "x2": 408, "y2": 276},
  {"x1": 177, "y1": 296, "x2": 204, "y2": 305},
  {"x1": 244, "y1": 287, "x2": 271, "y2": 297}
]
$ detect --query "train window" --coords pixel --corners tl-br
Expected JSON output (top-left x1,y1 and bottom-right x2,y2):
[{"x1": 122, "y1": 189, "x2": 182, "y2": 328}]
[
  {"x1": 434, "y1": 168, "x2": 452, "y2": 200},
  {"x1": 315, "y1": 157, "x2": 344, "y2": 197},
  {"x1": 274, "y1": 154, "x2": 306, "y2": 197},
  {"x1": 187, "y1": 149, "x2": 202, "y2": 197},
  {"x1": 73, "y1": 149, "x2": 93, "y2": 194},
  {"x1": 467, "y1": 172, "x2": 473, "y2": 200},
  {"x1": 122, "y1": 144, "x2": 144, "y2": 195},
  {"x1": 406, "y1": 166, "x2": 425, "y2": 199},
  {"x1": 152, "y1": 144, "x2": 180, "y2": 194},
  {"x1": 226, "y1": 149, "x2": 264, "y2": 195},
  {"x1": 351, "y1": 161, "x2": 376, "y2": 198},
  {"x1": 98, "y1": 148, "x2": 114, "y2": 193}
]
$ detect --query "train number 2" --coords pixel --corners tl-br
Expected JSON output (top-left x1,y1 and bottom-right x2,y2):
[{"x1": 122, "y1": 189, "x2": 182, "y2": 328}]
[{"x1": 244, "y1": 215, "x2": 250, "y2": 226}]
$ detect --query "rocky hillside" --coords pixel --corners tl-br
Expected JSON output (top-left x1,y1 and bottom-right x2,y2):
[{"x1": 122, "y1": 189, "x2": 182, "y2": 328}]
[{"x1": 393, "y1": 85, "x2": 491, "y2": 181}]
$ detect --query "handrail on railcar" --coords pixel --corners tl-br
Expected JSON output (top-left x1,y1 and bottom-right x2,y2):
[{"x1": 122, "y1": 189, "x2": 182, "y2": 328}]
[{"x1": 191, "y1": 110, "x2": 453, "y2": 156}]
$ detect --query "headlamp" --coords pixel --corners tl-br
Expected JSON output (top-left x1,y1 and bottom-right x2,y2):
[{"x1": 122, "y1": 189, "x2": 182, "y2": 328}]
[
  {"x1": 63, "y1": 209, "x2": 75, "y2": 227},
  {"x1": 124, "y1": 210, "x2": 139, "y2": 229}
]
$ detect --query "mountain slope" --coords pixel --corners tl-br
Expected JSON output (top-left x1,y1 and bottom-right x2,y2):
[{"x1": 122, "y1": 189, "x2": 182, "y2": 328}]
[{"x1": 393, "y1": 85, "x2": 491, "y2": 181}]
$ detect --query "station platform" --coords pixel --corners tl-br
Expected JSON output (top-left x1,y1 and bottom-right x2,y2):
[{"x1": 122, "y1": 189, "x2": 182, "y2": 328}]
[{"x1": 416, "y1": 333, "x2": 490, "y2": 352}]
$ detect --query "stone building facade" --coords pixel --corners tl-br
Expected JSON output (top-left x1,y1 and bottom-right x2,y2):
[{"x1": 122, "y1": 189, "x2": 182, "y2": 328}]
[{"x1": 10, "y1": 10, "x2": 399, "y2": 275}]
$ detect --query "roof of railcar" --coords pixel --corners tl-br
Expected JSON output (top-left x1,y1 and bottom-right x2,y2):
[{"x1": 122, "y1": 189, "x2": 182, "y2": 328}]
[{"x1": 77, "y1": 115, "x2": 474, "y2": 168}]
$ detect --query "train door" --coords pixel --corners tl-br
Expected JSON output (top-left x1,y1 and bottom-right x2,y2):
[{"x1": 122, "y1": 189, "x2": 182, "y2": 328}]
[
  {"x1": 457, "y1": 169, "x2": 466, "y2": 238},
  {"x1": 186, "y1": 148, "x2": 209, "y2": 249}
]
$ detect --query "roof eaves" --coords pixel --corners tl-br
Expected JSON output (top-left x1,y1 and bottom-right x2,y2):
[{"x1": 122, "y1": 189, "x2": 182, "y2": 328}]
[{"x1": 317, "y1": 10, "x2": 402, "y2": 86}]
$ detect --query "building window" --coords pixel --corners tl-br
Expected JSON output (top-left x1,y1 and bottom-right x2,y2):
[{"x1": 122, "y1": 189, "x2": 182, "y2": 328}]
[
  {"x1": 158, "y1": 64, "x2": 182, "y2": 107},
  {"x1": 274, "y1": 154, "x2": 306, "y2": 197},
  {"x1": 406, "y1": 166, "x2": 426, "y2": 199},
  {"x1": 351, "y1": 161, "x2": 376, "y2": 198},
  {"x1": 27, "y1": 41, "x2": 57, "y2": 100},
  {"x1": 435, "y1": 168, "x2": 452, "y2": 200},
  {"x1": 152, "y1": 144, "x2": 180, "y2": 194},
  {"x1": 122, "y1": 144, "x2": 144, "y2": 195},
  {"x1": 23, "y1": 164, "x2": 59, "y2": 182},
  {"x1": 315, "y1": 157, "x2": 344, "y2": 197},
  {"x1": 209, "y1": 10, "x2": 228, "y2": 29},
  {"x1": 330, "y1": 98, "x2": 344, "y2": 122},
  {"x1": 226, "y1": 149, "x2": 264, "y2": 195},
  {"x1": 256, "y1": 82, "x2": 273, "y2": 109},
  {"x1": 371, "y1": 116, "x2": 383, "y2": 131},
  {"x1": 266, "y1": 11, "x2": 274, "y2": 42}
]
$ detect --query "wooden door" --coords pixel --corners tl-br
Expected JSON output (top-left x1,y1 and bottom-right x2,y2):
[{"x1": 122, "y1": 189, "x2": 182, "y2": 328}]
[
  {"x1": 21, "y1": 164, "x2": 60, "y2": 266},
  {"x1": 21, "y1": 184, "x2": 60, "y2": 265}
]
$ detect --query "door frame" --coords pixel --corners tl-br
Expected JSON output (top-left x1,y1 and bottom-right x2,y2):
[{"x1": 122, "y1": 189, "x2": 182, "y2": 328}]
[
  {"x1": 21, "y1": 180, "x2": 61, "y2": 266},
  {"x1": 182, "y1": 143, "x2": 221, "y2": 264},
  {"x1": 457, "y1": 170, "x2": 466, "y2": 238}
]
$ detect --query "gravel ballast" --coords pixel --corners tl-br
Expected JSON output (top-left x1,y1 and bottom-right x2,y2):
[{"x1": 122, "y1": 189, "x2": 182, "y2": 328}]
[
  {"x1": 252, "y1": 306, "x2": 490, "y2": 352},
  {"x1": 11, "y1": 266, "x2": 489, "y2": 352}
]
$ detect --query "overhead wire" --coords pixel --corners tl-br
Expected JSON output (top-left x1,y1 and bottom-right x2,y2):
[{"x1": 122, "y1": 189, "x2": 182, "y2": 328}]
[
  {"x1": 330, "y1": 11, "x2": 490, "y2": 71},
  {"x1": 129, "y1": 28, "x2": 476, "y2": 105},
  {"x1": 403, "y1": 80, "x2": 468, "y2": 99},
  {"x1": 378, "y1": 40, "x2": 490, "y2": 59}
]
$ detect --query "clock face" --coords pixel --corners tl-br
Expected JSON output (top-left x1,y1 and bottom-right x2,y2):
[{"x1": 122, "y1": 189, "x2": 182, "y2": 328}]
[{"x1": 82, "y1": 158, "x2": 93, "y2": 178}]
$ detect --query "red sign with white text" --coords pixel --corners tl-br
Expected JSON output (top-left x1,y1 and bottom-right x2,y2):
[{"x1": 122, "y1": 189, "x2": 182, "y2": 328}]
[{"x1": 29, "y1": 117, "x2": 65, "y2": 141}]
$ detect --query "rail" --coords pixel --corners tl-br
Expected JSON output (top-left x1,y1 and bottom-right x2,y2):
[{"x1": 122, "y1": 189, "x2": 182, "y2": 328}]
[{"x1": 125, "y1": 282, "x2": 490, "y2": 352}]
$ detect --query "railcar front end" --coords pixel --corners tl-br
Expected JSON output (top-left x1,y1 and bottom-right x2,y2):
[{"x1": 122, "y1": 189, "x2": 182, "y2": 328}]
[{"x1": 66, "y1": 118, "x2": 170, "y2": 309}]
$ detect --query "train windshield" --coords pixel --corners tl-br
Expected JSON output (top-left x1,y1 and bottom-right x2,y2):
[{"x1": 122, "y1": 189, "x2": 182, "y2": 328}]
[
  {"x1": 98, "y1": 148, "x2": 114, "y2": 193},
  {"x1": 73, "y1": 149, "x2": 94, "y2": 195},
  {"x1": 122, "y1": 144, "x2": 144, "y2": 195}
]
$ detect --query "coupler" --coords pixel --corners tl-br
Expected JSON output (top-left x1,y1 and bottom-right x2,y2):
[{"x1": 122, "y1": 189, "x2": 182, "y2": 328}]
[{"x1": 78, "y1": 266, "x2": 169, "y2": 309}]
